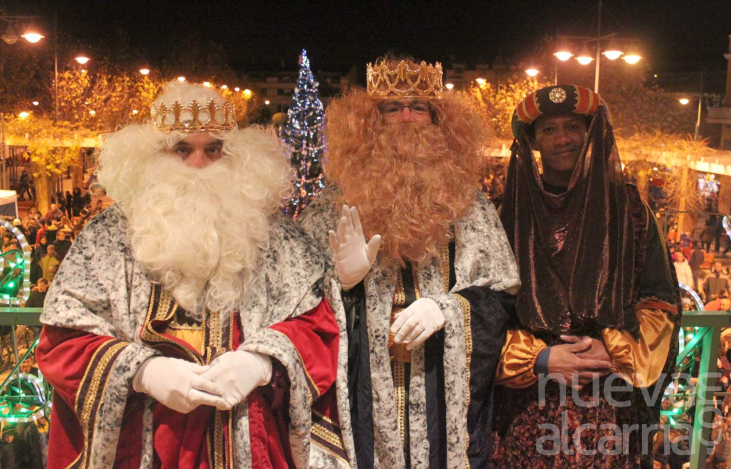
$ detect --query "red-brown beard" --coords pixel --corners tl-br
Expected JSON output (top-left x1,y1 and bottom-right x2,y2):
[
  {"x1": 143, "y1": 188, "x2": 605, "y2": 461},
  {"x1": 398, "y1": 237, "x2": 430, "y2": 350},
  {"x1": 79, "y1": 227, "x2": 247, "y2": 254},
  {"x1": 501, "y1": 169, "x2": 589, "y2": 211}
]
[{"x1": 324, "y1": 91, "x2": 488, "y2": 266}]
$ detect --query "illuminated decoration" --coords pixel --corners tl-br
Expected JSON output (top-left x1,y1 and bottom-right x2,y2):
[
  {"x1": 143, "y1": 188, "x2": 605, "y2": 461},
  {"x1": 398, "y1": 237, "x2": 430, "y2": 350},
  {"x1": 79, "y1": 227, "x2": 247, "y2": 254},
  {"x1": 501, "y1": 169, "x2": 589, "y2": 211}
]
[
  {"x1": 243, "y1": 89, "x2": 252, "y2": 98},
  {"x1": 0, "y1": 336, "x2": 52, "y2": 425},
  {"x1": 280, "y1": 49, "x2": 326, "y2": 219},
  {"x1": 0, "y1": 219, "x2": 32, "y2": 306},
  {"x1": 221, "y1": 85, "x2": 228, "y2": 90},
  {"x1": 697, "y1": 172, "x2": 719, "y2": 198},
  {"x1": 234, "y1": 87, "x2": 240, "y2": 92},
  {"x1": 475, "y1": 78, "x2": 486, "y2": 86}
]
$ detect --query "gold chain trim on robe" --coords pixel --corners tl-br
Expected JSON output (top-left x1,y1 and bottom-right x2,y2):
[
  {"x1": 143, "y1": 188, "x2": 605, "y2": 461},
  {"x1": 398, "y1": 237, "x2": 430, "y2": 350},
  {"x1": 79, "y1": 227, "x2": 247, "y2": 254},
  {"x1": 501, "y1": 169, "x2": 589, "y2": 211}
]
[
  {"x1": 68, "y1": 339, "x2": 128, "y2": 469},
  {"x1": 393, "y1": 359, "x2": 407, "y2": 448},
  {"x1": 453, "y1": 293, "x2": 472, "y2": 469}
]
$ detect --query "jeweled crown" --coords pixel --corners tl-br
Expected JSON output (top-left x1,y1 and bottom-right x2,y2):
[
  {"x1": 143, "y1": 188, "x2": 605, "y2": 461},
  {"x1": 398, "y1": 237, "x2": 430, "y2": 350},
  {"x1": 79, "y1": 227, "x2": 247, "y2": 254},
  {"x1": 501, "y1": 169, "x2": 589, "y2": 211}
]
[
  {"x1": 367, "y1": 59, "x2": 443, "y2": 99},
  {"x1": 151, "y1": 98, "x2": 236, "y2": 133}
]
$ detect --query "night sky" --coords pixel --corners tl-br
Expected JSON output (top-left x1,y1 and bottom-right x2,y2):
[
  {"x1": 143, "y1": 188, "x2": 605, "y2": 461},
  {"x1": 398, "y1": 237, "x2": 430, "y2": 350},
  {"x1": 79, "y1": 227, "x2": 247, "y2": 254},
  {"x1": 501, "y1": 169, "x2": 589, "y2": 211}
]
[{"x1": 6, "y1": 0, "x2": 731, "y2": 77}]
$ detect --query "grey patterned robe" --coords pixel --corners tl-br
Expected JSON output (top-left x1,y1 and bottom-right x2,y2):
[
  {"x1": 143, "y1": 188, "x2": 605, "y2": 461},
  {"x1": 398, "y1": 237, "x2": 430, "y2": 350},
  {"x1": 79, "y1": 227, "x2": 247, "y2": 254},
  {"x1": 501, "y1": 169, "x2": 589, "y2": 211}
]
[
  {"x1": 298, "y1": 188, "x2": 521, "y2": 469},
  {"x1": 38, "y1": 206, "x2": 351, "y2": 469}
]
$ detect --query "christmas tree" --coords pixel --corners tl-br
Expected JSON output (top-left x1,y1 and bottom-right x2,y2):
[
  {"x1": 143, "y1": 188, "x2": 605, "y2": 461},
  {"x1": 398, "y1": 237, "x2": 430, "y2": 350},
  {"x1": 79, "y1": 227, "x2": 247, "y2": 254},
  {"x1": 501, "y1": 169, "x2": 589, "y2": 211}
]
[{"x1": 280, "y1": 49, "x2": 326, "y2": 219}]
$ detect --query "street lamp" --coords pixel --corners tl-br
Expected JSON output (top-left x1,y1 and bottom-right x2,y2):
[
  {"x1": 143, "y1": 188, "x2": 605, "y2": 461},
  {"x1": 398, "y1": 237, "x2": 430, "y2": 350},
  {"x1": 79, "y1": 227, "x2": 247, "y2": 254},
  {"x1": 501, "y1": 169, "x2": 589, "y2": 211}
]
[
  {"x1": 18, "y1": 112, "x2": 30, "y2": 119},
  {"x1": 20, "y1": 22, "x2": 43, "y2": 43},
  {"x1": 475, "y1": 78, "x2": 486, "y2": 86},
  {"x1": 139, "y1": 68, "x2": 150, "y2": 76},
  {"x1": 243, "y1": 89, "x2": 252, "y2": 98},
  {"x1": 177, "y1": 76, "x2": 186, "y2": 82},
  {"x1": 602, "y1": 39, "x2": 623, "y2": 60},
  {"x1": 203, "y1": 82, "x2": 211, "y2": 87},
  {"x1": 74, "y1": 53, "x2": 90, "y2": 65},
  {"x1": 679, "y1": 98, "x2": 690, "y2": 105},
  {"x1": 264, "y1": 100, "x2": 270, "y2": 105},
  {"x1": 554, "y1": 37, "x2": 573, "y2": 61},
  {"x1": 445, "y1": 83, "x2": 455, "y2": 90},
  {"x1": 32, "y1": 101, "x2": 39, "y2": 106},
  {"x1": 576, "y1": 44, "x2": 594, "y2": 65},
  {"x1": 525, "y1": 68, "x2": 539, "y2": 77},
  {"x1": 622, "y1": 42, "x2": 642, "y2": 64}
]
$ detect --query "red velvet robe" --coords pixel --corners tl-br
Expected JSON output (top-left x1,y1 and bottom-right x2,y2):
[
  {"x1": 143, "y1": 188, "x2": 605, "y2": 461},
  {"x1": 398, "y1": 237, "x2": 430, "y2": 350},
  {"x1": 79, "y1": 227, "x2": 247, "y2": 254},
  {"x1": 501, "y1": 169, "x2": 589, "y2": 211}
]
[{"x1": 37, "y1": 297, "x2": 344, "y2": 469}]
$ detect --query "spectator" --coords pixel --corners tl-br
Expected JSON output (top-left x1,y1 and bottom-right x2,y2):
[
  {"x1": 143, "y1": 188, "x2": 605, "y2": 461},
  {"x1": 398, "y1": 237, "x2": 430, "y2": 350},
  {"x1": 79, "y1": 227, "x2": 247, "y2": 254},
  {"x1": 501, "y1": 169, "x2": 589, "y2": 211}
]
[
  {"x1": 29, "y1": 258, "x2": 42, "y2": 285},
  {"x1": 689, "y1": 241, "x2": 706, "y2": 289},
  {"x1": 705, "y1": 296, "x2": 730, "y2": 311},
  {"x1": 39, "y1": 245, "x2": 60, "y2": 282},
  {"x1": 702, "y1": 220, "x2": 716, "y2": 252},
  {"x1": 24, "y1": 219, "x2": 38, "y2": 247},
  {"x1": 71, "y1": 187, "x2": 91, "y2": 217},
  {"x1": 23, "y1": 207, "x2": 40, "y2": 226},
  {"x1": 31, "y1": 236, "x2": 47, "y2": 265},
  {"x1": 1, "y1": 232, "x2": 13, "y2": 249},
  {"x1": 64, "y1": 191, "x2": 73, "y2": 218},
  {"x1": 0, "y1": 427, "x2": 17, "y2": 469},
  {"x1": 52, "y1": 230, "x2": 72, "y2": 261},
  {"x1": 705, "y1": 261, "x2": 730, "y2": 301},
  {"x1": 34, "y1": 220, "x2": 47, "y2": 246},
  {"x1": 674, "y1": 252, "x2": 694, "y2": 288},
  {"x1": 23, "y1": 415, "x2": 49, "y2": 469},
  {"x1": 24, "y1": 278, "x2": 49, "y2": 308},
  {"x1": 11, "y1": 219, "x2": 26, "y2": 239},
  {"x1": 17, "y1": 170, "x2": 31, "y2": 201},
  {"x1": 42, "y1": 204, "x2": 62, "y2": 223},
  {"x1": 44, "y1": 219, "x2": 58, "y2": 244}
]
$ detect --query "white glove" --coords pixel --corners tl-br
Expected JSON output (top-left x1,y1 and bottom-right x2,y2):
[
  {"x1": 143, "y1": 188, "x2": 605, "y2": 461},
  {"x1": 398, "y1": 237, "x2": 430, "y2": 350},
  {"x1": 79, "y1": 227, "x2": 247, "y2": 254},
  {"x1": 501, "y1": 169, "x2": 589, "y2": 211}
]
[
  {"x1": 390, "y1": 298, "x2": 445, "y2": 350},
  {"x1": 201, "y1": 351, "x2": 272, "y2": 410},
  {"x1": 328, "y1": 205, "x2": 381, "y2": 290},
  {"x1": 132, "y1": 356, "x2": 228, "y2": 414}
]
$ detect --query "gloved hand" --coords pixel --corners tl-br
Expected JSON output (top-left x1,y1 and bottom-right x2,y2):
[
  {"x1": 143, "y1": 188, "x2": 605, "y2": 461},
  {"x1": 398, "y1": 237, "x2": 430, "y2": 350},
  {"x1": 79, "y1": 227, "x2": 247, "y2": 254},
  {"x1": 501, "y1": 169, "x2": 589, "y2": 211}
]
[
  {"x1": 390, "y1": 298, "x2": 445, "y2": 350},
  {"x1": 328, "y1": 205, "x2": 381, "y2": 290},
  {"x1": 201, "y1": 351, "x2": 272, "y2": 410},
  {"x1": 132, "y1": 356, "x2": 228, "y2": 414}
]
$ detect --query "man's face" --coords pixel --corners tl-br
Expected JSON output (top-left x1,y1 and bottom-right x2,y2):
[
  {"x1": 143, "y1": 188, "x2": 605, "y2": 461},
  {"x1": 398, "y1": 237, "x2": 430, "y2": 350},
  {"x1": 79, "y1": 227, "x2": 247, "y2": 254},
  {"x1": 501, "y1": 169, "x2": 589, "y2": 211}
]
[
  {"x1": 167, "y1": 132, "x2": 224, "y2": 168},
  {"x1": 19, "y1": 360, "x2": 32, "y2": 373},
  {"x1": 715, "y1": 262, "x2": 723, "y2": 272},
  {"x1": 378, "y1": 99, "x2": 433, "y2": 125},
  {"x1": 47, "y1": 246, "x2": 56, "y2": 256},
  {"x1": 57, "y1": 231, "x2": 65, "y2": 241},
  {"x1": 533, "y1": 114, "x2": 588, "y2": 186},
  {"x1": 2, "y1": 434, "x2": 13, "y2": 443},
  {"x1": 50, "y1": 204, "x2": 56, "y2": 211},
  {"x1": 37, "y1": 281, "x2": 49, "y2": 292}
]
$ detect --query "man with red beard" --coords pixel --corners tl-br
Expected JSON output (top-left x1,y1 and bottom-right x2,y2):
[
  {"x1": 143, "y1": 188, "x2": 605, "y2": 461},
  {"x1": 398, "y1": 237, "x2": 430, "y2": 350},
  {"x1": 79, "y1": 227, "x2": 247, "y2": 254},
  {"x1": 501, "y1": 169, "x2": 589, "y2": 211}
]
[
  {"x1": 299, "y1": 56, "x2": 520, "y2": 469},
  {"x1": 36, "y1": 81, "x2": 350, "y2": 469}
]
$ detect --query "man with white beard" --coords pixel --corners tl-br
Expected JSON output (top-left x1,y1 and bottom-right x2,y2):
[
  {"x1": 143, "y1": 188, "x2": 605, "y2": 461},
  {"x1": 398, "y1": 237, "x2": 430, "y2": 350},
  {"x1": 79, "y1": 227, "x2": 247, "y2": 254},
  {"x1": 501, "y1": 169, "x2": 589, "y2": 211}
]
[
  {"x1": 299, "y1": 56, "x2": 520, "y2": 469},
  {"x1": 36, "y1": 81, "x2": 350, "y2": 469}
]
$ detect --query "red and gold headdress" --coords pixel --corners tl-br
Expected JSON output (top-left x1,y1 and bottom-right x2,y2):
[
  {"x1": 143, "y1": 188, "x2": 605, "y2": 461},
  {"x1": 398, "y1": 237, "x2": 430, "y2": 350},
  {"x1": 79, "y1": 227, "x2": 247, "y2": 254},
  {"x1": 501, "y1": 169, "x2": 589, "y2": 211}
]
[{"x1": 367, "y1": 58, "x2": 443, "y2": 99}]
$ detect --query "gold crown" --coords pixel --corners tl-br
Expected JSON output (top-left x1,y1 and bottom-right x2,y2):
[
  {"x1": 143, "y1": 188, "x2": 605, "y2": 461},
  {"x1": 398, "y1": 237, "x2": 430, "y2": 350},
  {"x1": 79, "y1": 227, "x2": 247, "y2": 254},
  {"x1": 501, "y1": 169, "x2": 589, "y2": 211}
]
[
  {"x1": 151, "y1": 99, "x2": 236, "y2": 133},
  {"x1": 367, "y1": 60, "x2": 443, "y2": 99}
]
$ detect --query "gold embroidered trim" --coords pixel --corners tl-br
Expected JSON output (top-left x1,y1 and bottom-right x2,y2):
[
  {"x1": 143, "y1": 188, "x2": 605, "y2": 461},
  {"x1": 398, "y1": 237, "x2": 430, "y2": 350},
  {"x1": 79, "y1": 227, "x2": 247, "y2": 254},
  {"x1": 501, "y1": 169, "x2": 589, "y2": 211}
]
[
  {"x1": 453, "y1": 293, "x2": 472, "y2": 468},
  {"x1": 68, "y1": 340, "x2": 127, "y2": 469},
  {"x1": 394, "y1": 270, "x2": 406, "y2": 306},
  {"x1": 393, "y1": 360, "x2": 407, "y2": 449},
  {"x1": 141, "y1": 287, "x2": 201, "y2": 364},
  {"x1": 312, "y1": 409, "x2": 341, "y2": 429},
  {"x1": 440, "y1": 244, "x2": 450, "y2": 293},
  {"x1": 312, "y1": 422, "x2": 344, "y2": 448},
  {"x1": 214, "y1": 410, "x2": 225, "y2": 469},
  {"x1": 411, "y1": 265, "x2": 421, "y2": 300},
  {"x1": 311, "y1": 439, "x2": 350, "y2": 464}
]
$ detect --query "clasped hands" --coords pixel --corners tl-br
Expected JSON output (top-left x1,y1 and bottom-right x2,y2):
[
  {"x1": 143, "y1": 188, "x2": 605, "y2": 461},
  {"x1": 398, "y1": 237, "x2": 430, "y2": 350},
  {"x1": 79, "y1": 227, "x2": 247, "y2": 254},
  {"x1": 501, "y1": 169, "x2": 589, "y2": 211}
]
[
  {"x1": 546, "y1": 335, "x2": 613, "y2": 390},
  {"x1": 133, "y1": 350, "x2": 272, "y2": 414}
]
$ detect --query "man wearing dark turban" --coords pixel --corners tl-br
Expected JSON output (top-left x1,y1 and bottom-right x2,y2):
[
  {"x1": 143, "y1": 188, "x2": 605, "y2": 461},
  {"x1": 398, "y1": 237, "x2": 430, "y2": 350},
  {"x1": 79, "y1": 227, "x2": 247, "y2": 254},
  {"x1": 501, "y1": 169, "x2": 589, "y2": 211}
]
[{"x1": 493, "y1": 84, "x2": 681, "y2": 468}]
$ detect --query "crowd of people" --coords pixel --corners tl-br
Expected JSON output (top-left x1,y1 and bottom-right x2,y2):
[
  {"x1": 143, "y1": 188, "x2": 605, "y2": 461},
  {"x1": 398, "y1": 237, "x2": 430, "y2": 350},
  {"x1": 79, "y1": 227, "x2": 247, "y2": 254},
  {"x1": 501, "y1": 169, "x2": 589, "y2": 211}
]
[{"x1": 0, "y1": 187, "x2": 102, "y2": 468}]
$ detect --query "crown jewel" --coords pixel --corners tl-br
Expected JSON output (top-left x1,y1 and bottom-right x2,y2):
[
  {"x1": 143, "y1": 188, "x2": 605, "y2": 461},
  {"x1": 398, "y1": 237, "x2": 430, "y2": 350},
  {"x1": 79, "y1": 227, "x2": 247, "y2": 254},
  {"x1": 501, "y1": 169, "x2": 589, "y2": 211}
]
[
  {"x1": 367, "y1": 60, "x2": 443, "y2": 99},
  {"x1": 151, "y1": 98, "x2": 236, "y2": 133}
]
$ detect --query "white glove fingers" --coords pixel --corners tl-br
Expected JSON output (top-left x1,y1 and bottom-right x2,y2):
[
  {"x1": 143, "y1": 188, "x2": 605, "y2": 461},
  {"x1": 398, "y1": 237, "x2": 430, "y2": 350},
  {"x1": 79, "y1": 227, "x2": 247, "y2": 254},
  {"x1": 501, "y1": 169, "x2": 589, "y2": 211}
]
[
  {"x1": 393, "y1": 315, "x2": 420, "y2": 343},
  {"x1": 401, "y1": 322, "x2": 426, "y2": 345},
  {"x1": 179, "y1": 362, "x2": 211, "y2": 375},
  {"x1": 337, "y1": 216, "x2": 349, "y2": 243},
  {"x1": 350, "y1": 206, "x2": 363, "y2": 235},
  {"x1": 188, "y1": 388, "x2": 231, "y2": 411},
  {"x1": 190, "y1": 375, "x2": 224, "y2": 396},
  {"x1": 406, "y1": 330, "x2": 432, "y2": 351},
  {"x1": 328, "y1": 230, "x2": 340, "y2": 253},
  {"x1": 390, "y1": 310, "x2": 411, "y2": 334},
  {"x1": 365, "y1": 234, "x2": 382, "y2": 264}
]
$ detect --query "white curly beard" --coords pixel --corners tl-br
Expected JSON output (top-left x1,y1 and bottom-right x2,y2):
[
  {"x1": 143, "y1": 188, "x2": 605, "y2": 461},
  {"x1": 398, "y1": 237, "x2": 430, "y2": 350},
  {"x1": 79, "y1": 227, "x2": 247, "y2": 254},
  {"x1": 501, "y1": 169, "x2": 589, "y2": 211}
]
[{"x1": 98, "y1": 125, "x2": 291, "y2": 321}]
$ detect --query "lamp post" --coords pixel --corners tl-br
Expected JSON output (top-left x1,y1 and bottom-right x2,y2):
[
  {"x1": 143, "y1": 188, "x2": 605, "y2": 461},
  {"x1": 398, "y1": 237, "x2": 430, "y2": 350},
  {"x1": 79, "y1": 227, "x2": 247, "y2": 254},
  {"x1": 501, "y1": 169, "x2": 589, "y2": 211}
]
[
  {"x1": 679, "y1": 71, "x2": 705, "y2": 142},
  {"x1": 551, "y1": 0, "x2": 642, "y2": 93}
]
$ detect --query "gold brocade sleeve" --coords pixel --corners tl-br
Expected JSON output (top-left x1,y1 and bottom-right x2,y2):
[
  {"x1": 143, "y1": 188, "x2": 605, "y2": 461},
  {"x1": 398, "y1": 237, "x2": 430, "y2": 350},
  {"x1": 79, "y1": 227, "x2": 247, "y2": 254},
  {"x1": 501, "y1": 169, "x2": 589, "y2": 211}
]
[
  {"x1": 602, "y1": 308, "x2": 675, "y2": 387},
  {"x1": 495, "y1": 329, "x2": 547, "y2": 389}
]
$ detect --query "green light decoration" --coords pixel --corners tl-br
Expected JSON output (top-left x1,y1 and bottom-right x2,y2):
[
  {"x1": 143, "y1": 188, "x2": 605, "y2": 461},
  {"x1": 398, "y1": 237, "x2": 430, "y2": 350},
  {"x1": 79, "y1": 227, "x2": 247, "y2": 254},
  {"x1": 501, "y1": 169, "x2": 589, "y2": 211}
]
[
  {"x1": 0, "y1": 338, "x2": 53, "y2": 424},
  {"x1": 0, "y1": 219, "x2": 32, "y2": 305}
]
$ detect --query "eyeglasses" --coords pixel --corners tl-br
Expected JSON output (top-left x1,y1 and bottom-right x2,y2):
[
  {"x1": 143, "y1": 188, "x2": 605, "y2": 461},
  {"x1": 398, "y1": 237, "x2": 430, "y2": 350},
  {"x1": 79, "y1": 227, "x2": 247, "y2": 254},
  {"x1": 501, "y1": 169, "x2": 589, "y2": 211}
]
[{"x1": 378, "y1": 101, "x2": 431, "y2": 116}]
